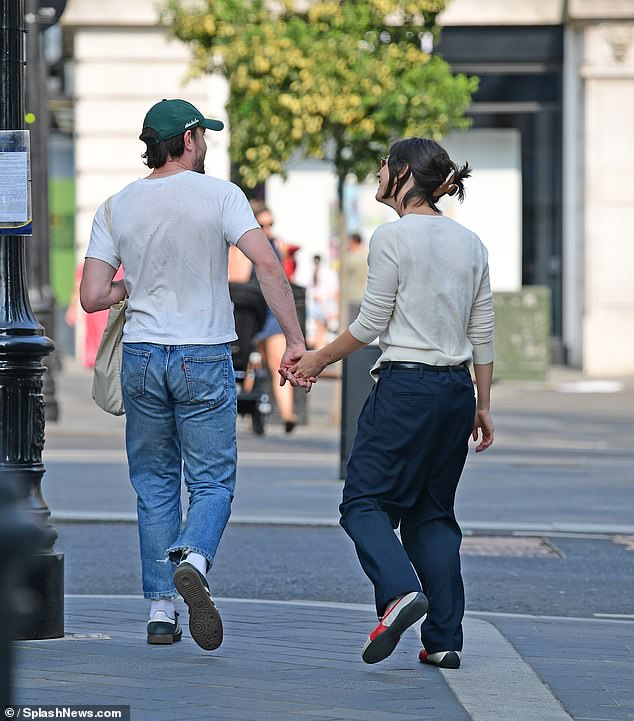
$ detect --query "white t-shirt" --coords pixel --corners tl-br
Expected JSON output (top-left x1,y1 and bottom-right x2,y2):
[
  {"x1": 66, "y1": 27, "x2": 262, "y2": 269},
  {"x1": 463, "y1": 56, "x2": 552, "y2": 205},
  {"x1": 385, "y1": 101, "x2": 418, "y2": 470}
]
[
  {"x1": 348, "y1": 214, "x2": 494, "y2": 373},
  {"x1": 86, "y1": 171, "x2": 259, "y2": 344}
]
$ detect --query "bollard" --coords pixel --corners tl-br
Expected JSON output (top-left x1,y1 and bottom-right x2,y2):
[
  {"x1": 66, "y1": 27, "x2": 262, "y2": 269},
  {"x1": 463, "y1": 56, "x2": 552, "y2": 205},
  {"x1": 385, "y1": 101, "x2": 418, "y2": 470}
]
[
  {"x1": 340, "y1": 345, "x2": 382, "y2": 478},
  {"x1": 0, "y1": 478, "x2": 48, "y2": 706}
]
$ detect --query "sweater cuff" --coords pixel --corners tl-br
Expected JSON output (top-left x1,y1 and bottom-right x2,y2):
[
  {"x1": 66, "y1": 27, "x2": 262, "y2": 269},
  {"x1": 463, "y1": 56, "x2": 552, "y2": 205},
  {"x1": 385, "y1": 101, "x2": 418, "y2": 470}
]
[
  {"x1": 348, "y1": 319, "x2": 377, "y2": 345},
  {"x1": 472, "y1": 341, "x2": 495, "y2": 365}
]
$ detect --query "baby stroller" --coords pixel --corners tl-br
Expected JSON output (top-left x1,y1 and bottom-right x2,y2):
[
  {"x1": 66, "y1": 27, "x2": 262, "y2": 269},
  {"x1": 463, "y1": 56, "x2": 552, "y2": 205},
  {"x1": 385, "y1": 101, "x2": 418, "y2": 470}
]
[{"x1": 229, "y1": 281, "x2": 272, "y2": 435}]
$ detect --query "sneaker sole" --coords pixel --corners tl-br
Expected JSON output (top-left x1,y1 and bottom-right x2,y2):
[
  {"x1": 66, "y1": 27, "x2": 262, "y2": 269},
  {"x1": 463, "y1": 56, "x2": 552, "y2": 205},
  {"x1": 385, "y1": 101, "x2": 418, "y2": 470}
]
[
  {"x1": 362, "y1": 593, "x2": 428, "y2": 664},
  {"x1": 173, "y1": 565, "x2": 223, "y2": 651},
  {"x1": 147, "y1": 630, "x2": 182, "y2": 645}
]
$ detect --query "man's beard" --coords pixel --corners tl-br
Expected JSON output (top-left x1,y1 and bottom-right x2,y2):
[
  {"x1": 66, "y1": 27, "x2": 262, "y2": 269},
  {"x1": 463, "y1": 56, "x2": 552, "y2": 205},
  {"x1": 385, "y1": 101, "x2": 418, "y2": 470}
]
[{"x1": 193, "y1": 158, "x2": 206, "y2": 174}]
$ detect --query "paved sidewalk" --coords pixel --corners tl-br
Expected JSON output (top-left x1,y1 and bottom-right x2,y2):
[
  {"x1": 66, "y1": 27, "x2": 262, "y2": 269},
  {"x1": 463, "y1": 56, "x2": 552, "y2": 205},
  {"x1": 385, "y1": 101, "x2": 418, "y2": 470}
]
[
  {"x1": 9, "y1": 358, "x2": 634, "y2": 721},
  {"x1": 13, "y1": 596, "x2": 593, "y2": 721}
]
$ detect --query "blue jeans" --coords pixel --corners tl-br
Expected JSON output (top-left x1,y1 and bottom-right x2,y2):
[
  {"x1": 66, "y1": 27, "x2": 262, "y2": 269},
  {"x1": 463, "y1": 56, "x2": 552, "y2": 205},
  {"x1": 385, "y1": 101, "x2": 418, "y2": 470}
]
[{"x1": 121, "y1": 342, "x2": 237, "y2": 599}]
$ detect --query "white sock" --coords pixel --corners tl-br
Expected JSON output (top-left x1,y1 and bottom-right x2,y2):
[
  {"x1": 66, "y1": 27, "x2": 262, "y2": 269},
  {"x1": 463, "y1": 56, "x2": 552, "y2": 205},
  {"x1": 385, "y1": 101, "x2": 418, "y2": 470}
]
[
  {"x1": 182, "y1": 552, "x2": 207, "y2": 576},
  {"x1": 149, "y1": 599, "x2": 175, "y2": 620}
]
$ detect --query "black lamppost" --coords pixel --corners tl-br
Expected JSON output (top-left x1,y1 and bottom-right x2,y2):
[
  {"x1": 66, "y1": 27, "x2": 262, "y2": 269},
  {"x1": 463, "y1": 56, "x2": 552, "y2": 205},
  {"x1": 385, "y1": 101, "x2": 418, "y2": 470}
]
[{"x1": 0, "y1": 0, "x2": 64, "y2": 640}]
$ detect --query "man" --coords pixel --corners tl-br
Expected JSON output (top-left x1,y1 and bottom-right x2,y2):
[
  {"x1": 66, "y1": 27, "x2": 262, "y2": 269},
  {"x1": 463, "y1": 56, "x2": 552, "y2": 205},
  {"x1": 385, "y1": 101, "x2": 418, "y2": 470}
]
[{"x1": 80, "y1": 99, "x2": 308, "y2": 650}]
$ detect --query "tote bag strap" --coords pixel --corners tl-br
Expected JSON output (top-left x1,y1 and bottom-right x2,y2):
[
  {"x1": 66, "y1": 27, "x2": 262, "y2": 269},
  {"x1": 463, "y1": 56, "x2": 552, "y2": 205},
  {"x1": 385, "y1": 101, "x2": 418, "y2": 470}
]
[{"x1": 104, "y1": 195, "x2": 114, "y2": 235}]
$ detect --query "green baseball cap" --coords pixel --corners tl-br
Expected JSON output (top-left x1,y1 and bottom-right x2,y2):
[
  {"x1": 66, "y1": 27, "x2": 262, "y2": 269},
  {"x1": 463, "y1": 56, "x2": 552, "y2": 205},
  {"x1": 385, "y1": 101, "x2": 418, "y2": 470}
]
[{"x1": 141, "y1": 99, "x2": 224, "y2": 143}]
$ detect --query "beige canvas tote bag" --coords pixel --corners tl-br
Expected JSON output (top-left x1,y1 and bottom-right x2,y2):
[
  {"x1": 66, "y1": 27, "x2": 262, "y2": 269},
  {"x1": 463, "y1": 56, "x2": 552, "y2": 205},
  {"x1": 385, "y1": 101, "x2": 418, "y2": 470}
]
[{"x1": 91, "y1": 196, "x2": 127, "y2": 415}]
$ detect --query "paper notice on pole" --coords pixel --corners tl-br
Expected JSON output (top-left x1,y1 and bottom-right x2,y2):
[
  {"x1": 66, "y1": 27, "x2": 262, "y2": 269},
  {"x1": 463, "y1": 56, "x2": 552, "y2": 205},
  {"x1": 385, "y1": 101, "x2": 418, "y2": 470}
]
[{"x1": 0, "y1": 151, "x2": 29, "y2": 223}]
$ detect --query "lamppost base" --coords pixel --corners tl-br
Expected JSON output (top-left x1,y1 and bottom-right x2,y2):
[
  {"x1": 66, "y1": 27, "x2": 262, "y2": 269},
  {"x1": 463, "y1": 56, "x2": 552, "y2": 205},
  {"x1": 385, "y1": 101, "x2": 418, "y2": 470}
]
[{"x1": 15, "y1": 552, "x2": 64, "y2": 639}]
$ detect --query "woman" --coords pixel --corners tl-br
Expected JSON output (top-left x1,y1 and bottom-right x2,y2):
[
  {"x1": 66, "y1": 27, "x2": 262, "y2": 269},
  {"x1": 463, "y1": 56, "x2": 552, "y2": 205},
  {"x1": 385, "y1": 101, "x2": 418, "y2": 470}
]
[{"x1": 287, "y1": 137, "x2": 495, "y2": 668}]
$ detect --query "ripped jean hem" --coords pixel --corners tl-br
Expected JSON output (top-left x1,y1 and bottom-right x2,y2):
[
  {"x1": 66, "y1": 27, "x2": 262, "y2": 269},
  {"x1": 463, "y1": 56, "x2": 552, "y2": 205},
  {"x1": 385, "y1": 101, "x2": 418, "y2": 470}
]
[
  {"x1": 164, "y1": 545, "x2": 214, "y2": 567},
  {"x1": 143, "y1": 591, "x2": 179, "y2": 600}
]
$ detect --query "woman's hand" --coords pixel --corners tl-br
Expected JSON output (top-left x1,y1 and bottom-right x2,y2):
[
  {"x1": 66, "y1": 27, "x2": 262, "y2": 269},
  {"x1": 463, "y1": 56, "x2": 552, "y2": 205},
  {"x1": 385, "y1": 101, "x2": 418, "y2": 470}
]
[
  {"x1": 289, "y1": 350, "x2": 327, "y2": 383},
  {"x1": 472, "y1": 409, "x2": 494, "y2": 452}
]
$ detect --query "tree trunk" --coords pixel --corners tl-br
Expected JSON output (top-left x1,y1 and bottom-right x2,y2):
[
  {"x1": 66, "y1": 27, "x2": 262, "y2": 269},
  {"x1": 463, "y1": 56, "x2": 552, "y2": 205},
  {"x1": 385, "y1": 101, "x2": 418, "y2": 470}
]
[{"x1": 336, "y1": 169, "x2": 351, "y2": 331}]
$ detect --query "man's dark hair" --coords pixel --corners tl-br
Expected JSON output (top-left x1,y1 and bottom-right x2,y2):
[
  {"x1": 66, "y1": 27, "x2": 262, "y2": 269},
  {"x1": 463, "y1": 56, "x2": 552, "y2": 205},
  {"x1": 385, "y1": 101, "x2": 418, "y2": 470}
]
[
  {"x1": 140, "y1": 127, "x2": 188, "y2": 169},
  {"x1": 349, "y1": 232, "x2": 363, "y2": 245}
]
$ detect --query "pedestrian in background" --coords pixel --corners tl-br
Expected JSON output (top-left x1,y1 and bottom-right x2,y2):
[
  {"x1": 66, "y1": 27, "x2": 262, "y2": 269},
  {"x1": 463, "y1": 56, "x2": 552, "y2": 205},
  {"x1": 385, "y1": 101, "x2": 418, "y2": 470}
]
[
  {"x1": 343, "y1": 231, "x2": 368, "y2": 322},
  {"x1": 65, "y1": 261, "x2": 124, "y2": 368},
  {"x1": 307, "y1": 253, "x2": 339, "y2": 349},
  {"x1": 228, "y1": 202, "x2": 299, "y2": 432},
  {"x1": 285, "y1": 137, "x2": 494, "y2": 669},
  {"x1": 80, "y1": 99, "x2": 307, "y2": 650}
]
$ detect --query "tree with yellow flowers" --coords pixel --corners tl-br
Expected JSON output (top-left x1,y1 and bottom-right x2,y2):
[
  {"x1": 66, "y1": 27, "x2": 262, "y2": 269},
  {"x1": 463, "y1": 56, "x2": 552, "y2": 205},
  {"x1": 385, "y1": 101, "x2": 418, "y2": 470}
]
[{"x1": 162, "y1": 0, "x2": 477, "y2": 211}]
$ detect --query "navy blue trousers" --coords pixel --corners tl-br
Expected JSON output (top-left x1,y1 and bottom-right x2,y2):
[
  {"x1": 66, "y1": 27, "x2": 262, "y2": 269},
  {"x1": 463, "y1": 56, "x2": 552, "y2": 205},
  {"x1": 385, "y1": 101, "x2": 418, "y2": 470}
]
[{"x1": 339, "y1": 364, "x2": 475, "y2": 653}]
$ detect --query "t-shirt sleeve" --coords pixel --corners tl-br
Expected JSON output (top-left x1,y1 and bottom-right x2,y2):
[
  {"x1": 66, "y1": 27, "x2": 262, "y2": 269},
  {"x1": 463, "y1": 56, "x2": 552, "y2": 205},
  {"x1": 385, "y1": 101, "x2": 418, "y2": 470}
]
[
  {"x1": 222, "y1": 184, "x2": 261, "y2": 246},
  {"x1": 85, "y1": 200, "x2": 120, "y2": 270}
]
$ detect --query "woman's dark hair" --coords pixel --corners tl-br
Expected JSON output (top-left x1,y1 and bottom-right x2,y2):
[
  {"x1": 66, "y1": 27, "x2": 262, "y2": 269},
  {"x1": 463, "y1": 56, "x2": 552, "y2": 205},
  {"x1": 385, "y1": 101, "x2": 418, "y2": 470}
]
[
  {"x1": 383, "y1": 137, "x2": 472, "y2": 213},
  {"x1": 139, "y1": 127, "x2": 187, "y2": 169}
]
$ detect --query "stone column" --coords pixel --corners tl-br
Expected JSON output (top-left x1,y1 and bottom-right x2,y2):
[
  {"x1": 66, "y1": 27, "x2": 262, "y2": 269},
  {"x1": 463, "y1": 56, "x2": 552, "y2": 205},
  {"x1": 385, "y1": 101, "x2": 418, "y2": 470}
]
[{"x1": 580, "y1": 15, "x2": 634, "y2": 375}]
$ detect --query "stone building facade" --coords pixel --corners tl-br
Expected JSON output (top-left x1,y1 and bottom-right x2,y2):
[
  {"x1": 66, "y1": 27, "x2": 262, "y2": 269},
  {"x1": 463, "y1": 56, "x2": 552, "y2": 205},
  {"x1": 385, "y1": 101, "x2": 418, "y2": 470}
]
[{"x1": 62, "y1": 0, "x2": 634, "y2": 376}]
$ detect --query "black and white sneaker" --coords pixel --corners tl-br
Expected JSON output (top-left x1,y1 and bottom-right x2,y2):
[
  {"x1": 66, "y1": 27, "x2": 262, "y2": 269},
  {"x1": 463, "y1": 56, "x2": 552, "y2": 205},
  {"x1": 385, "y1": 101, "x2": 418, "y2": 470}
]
[
  {"x1": 419, "y1": 649, "x2": 461, "y2": 669},
  {"x1": 361, "y1": 591, "x2": 429, "y2": 664},
  {"x1": 173, "y1": 561, "x2": 223, "y2": 651},
  {"x1": 147, "y1": 610, "x2": 182, "y2": 645}
]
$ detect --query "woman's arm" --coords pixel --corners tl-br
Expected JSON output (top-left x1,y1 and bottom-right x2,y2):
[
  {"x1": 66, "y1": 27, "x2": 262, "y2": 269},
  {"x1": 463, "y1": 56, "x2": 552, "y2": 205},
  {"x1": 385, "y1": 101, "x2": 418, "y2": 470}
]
[
  {"x1": 289, "y1": 329, "x2": 367, "y2": 380},
  {"x1": 472, "y1": 361, "x2": 494, "y2": 452}
]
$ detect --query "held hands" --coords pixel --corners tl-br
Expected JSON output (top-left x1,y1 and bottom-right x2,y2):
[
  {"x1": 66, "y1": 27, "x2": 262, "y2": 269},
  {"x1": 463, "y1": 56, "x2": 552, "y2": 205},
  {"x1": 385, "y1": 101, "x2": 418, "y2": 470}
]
[
  {"x1": 472, "y1": 408, "x2": 494, "y2": 453},
  {"x1": 278, "y1": 345, "x2": 314, "y2": 392},
  {"x1": 289, "y1": 350, "x2": 327, "y2": 383},
  {"x1": 278, "y1": 348, "x2": 327, "y2": 391}
]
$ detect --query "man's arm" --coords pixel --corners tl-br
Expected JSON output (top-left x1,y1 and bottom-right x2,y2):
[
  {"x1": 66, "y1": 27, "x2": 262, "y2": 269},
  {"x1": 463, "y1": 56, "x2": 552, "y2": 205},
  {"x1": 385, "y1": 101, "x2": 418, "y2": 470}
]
[
  {"x1": 235, "y1": 228, "x2": 306, "y2": 366},
  {"x1": 80, "y1": 258, "x2": 126, "y2": 313}
]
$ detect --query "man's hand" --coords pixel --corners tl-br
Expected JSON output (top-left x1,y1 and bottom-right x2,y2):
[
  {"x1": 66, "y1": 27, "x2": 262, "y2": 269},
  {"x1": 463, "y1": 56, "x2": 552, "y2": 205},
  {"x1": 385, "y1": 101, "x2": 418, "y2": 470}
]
[{"x1": 472, "y1": 409, "x2": 494, "y2": 452}]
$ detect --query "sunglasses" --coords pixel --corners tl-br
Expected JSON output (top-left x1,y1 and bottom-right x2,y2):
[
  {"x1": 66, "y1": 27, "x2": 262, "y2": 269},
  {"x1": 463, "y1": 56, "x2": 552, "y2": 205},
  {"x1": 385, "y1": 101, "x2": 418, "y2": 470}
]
[{"x1": 379, "y1": 156, "x2": 389, "y2": 169}]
